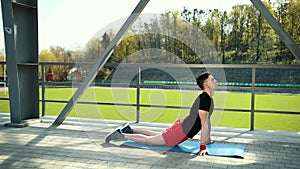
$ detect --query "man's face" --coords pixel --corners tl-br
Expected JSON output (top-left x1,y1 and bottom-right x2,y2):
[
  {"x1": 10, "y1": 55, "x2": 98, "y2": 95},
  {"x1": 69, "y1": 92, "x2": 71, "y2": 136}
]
[{"x1": 205, "y1": 75, "x2": 217, "y2": 90}]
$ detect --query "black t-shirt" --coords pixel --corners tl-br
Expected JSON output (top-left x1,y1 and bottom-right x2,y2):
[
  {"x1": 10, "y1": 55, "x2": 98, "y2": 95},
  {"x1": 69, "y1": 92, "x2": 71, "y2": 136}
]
[{"x1": 182, "y1": 92, "x2": 214, "y2": 138}]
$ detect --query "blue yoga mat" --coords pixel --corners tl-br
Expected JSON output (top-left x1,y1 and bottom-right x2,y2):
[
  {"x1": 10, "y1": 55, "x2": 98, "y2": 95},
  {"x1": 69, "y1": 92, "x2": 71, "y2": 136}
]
[{"x1": 123, "y1": 140, "x2": 246, "y2": 158}]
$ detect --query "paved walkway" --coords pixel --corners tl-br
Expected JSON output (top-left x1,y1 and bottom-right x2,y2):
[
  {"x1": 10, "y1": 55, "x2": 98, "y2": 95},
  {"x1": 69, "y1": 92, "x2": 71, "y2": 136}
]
[{"x1": 0, "y1": 113, "x2": 299, "y2": 169}]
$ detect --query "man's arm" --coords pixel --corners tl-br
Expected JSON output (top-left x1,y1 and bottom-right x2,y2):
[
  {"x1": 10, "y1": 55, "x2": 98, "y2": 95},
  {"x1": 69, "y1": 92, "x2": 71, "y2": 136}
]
[
  {"x1": 208, "y1": 116, "x2": 212, "y2": 143},
  {"x1": 197, "y1": 110, "x2": 211, "y2": 156},
  {"x1": 199, "y1": 110, "x2": 210, "y2": 144}
]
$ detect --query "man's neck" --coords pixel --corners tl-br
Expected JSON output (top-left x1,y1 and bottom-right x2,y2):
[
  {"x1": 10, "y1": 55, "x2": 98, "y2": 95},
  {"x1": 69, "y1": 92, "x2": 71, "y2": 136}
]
[{"x1": 203, "y1": 89, "x2": 214, "y2": 98}]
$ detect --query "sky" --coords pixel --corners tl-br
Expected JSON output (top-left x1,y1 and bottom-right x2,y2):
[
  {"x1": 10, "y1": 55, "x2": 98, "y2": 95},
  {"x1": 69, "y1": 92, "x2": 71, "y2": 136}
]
[{"x1": 0, "y1": 0, "x2": 252, "y2": 52}]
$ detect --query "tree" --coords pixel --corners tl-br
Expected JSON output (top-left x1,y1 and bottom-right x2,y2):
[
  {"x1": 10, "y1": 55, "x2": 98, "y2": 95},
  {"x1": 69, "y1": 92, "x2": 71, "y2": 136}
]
[
  {"x1": 285, "y1": 0, "x2": 300, "y2": 63},
  {"x1": 82, "y1": 38, "x2": 102, "y2": 62},
  {"x1": 39, "y1": 49, "x2": 56, "y2": 62},
  {"x1": 87, "y1": 2, "x2": 300, "y2": 65},
  {"x1": 101, "y1": 32, "x2": 111, "y2": 51},
  {"x1": 226, "y1": 5, "x2": 250, "y2": 63},
  {"x1": 160, "y1": 11, "x2": 172, "y2": 62},
  {"x1": 220, "y1": 11, "x2": 228, "y2": 63},
  {"x1": 0, "y1": 49, "x2": 5, "y2": 77},
  {"x1": 49, "y1": 46, "x2": 73, "y2": 80},
  {"x1": 203, "y1": 9, "x2": 222, "y2": 61},
  {"x1": 111, "y1": 34, "x2": 136, "y2": 63},
  {"x1": 256, "y1": 1, "x2": 277, "y2": 63},
  {"x1": 49, "y1": 46, "x2": 67, "y2": 62},
  {"x1": 39, "y1": 49, "x2": 57, "y2": 80}
]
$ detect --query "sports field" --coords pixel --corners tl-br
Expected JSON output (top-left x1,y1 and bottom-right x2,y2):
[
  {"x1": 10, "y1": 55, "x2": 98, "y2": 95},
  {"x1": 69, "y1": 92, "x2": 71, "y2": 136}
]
[{"x1": 0, "y1": 87, "x2": 299, "y2": 131}]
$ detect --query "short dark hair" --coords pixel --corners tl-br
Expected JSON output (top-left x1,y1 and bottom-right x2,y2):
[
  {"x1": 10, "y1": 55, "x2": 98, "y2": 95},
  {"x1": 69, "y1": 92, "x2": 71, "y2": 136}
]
[{"x1": 196, "y1": 71, "x2": 212, "y2": 89}]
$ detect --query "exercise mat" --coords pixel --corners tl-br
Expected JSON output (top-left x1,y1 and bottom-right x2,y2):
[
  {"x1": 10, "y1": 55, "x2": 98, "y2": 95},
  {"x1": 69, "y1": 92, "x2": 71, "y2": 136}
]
[{"x1": 122, "y1": 140, "x2": 245, "y2": 158}]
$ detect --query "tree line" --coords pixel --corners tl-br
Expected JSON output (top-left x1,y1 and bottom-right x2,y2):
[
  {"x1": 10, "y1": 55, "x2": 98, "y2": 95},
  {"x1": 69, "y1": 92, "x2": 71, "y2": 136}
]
[
  {"x1": 0, "y1": 0, "x2": 299, "y2": 80},
  {"x1": 80, "y1": 0, "x2": 300, "y2": 65}
]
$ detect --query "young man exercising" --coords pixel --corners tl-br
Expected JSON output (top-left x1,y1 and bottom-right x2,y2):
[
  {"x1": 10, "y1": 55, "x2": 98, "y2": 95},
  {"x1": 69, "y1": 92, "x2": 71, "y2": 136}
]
[{"x1": 105, "y1": 71, "x2": 217, "y2": 156}]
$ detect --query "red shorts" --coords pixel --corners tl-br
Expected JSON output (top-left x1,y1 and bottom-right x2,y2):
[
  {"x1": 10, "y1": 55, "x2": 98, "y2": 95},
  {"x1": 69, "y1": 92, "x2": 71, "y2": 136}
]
[{"x1": 162, "y1": 119, "x2": 189, "y2": 147}]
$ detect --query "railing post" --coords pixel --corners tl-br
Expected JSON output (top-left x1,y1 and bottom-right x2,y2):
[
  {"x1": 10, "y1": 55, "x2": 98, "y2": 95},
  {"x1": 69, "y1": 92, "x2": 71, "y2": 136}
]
[
  {"x1": 136, "y1": 66, "x2": 141, "y2": 123},
  {"x1": 250, "y1": 67, "x2": 256, "y2": 131},
  {"x1": 41, "y1": 64, "x2": 46, "y2": 117},
  {"x1": 4, "y1": 64, "x2": 7, "y2": 95}
]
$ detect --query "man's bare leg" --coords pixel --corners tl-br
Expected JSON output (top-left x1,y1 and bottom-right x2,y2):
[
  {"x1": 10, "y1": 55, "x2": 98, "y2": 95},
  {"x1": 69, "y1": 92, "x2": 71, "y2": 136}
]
[
  {"x1": 124, "y1": 133, "x2": 166, "y2": 146},
  {"x1": 133, "y1": 129, "x2": 161, "y2": 136}
]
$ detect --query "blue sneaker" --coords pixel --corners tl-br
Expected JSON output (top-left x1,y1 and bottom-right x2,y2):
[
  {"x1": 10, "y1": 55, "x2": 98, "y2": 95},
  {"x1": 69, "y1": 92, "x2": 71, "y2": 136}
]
[
  {"x1": 120, "y1": 123, "x2": 133, "y2": 133},
  {"x1": 105, "y1": 129, "x2": 124, "y2": 143}
]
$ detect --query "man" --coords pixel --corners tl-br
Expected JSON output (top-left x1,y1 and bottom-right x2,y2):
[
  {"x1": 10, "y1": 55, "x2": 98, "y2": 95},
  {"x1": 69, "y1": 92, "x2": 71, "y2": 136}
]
[{"x1": 105, "y1": 71, "x2": 217, "y2": 156}]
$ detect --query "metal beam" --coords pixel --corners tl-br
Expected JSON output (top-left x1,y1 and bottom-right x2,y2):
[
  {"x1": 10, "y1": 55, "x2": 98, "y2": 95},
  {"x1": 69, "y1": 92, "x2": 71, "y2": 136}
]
[
  {"x1": 52, "y1": 0, "x2": 150, "y2": 126},
  {"x1": 1, "y1": 0, "x2": 22, "y2": 123},
  {"x1": 251, "y1": 0, "x2": 300, "y2": 60},
  {"x1": 250, "y1": 67, "x2": 256, "y2": 131},
  {"x1": 1, "y1": 0, "x2": 39, "y2": 127}
]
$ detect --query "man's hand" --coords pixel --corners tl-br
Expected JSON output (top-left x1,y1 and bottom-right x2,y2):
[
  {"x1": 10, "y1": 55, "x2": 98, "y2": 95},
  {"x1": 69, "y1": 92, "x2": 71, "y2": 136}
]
[
  {"x1": 197, "y1": 149, "x2": 208, "y2": 156},
  {"x1": 197, "y1": 144, "x2": 209, "y2": 156}
]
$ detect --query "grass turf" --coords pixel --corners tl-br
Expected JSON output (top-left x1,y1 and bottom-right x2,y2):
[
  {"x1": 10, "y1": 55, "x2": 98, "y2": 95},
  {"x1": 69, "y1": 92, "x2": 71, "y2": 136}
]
[{"x1": 0, "y1": 87, "x2": 299, "y2": 131}]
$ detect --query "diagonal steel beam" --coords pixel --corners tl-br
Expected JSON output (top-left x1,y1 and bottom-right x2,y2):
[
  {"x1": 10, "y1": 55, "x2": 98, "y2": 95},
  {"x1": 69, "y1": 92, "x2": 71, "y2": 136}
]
[
  {"x1": 52, "y1": 0, "x2": 150, "y2": 126},
  {"x1": 1, "y1": 0, "x2": 22, "y2": 123},
  {"x1": 251, "y1": 0, "x2": 300, "y2": 60}
]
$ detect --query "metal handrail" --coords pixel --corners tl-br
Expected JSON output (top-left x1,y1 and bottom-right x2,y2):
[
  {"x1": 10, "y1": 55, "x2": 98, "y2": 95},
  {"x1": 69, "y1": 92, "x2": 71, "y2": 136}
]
[{"x1": 1, "y1": 61, "x2": 300, "y2": 130}]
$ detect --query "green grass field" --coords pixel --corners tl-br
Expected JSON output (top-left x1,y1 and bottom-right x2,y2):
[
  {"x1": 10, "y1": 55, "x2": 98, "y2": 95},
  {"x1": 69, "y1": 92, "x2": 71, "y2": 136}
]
[{"x1": 0, "y1": 87, "x2": 300, "y2": 131}]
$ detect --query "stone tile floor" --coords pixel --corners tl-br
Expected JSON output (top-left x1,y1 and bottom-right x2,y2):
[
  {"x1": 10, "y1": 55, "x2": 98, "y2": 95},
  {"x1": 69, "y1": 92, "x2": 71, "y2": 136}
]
[{"x1": 0, "y1": 113, "x2": 299, "y2": 169}]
